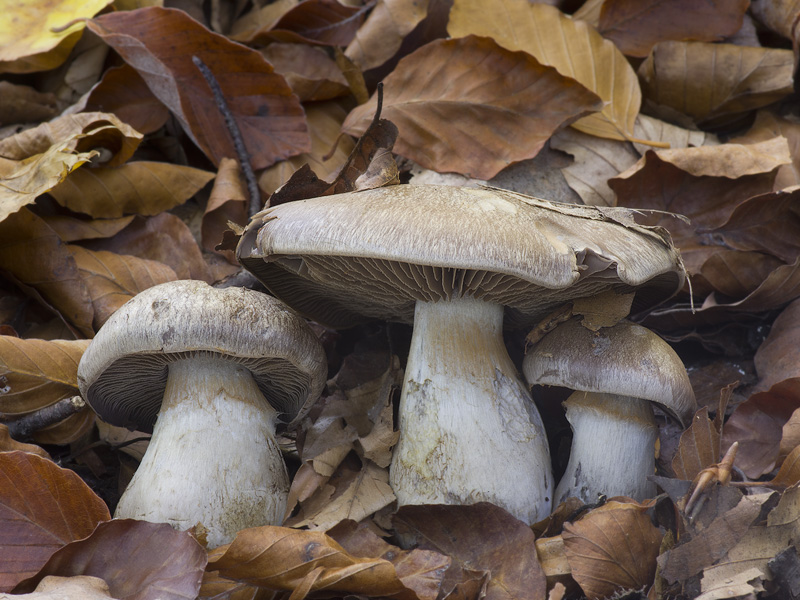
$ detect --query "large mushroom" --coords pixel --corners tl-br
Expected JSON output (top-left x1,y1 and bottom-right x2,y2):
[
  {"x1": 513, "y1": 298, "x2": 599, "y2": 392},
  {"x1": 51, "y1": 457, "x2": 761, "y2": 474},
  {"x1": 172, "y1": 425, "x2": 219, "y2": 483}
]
[
  {"x1": 523, "y1": 318, "x2": 696, "y2": 505},
  {"x1": 236, "y1": 184, "x2": 685, "y2": 524},
  {"x1": 77, "y1": 280, "x2": 326, "y2": 547}
]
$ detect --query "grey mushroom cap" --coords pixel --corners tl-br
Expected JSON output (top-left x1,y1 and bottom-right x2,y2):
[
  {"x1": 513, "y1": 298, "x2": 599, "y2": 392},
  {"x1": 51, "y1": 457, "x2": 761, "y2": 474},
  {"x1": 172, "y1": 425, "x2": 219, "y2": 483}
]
[
  {"x1": 77, "y1": 280, "x2": 327, "y2": 432},
  {"x1": 523, "y1": 318, "x2": 696, "y2": 425},
  {"x1": 236, "y1": 185, "x2": 686, "y2": 329}
]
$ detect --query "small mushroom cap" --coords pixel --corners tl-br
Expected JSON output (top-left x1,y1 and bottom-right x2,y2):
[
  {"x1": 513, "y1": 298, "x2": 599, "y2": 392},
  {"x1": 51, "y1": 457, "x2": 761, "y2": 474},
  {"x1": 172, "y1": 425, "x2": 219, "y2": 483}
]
[
  {"x1": 237, "y1": 185, "x2": 685, "y2": 329},
  {"x1": 523, "y1": 318, "x2": 696, "y2": 425},
  {"x1": 77, "y1": 280, "x2": 327, "y2": 432}
]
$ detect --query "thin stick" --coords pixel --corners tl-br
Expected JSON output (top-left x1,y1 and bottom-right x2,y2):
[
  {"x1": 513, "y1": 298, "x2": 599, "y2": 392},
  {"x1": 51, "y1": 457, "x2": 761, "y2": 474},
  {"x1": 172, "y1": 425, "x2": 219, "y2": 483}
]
[
  {"x1": 192, "y1": 56, "x2": 262, "y2": 216},
  {"x1": 4, "y1": 396, "x2": 86, "y2": 440}
]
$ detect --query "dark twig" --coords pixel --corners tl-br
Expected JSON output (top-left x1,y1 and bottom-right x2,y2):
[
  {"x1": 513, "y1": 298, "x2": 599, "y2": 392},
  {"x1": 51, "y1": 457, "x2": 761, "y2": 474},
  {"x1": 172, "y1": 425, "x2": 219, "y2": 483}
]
[
  {"x1": 3, "y1": 396, "x2": 86, "y2": 440},
  {"x1": 192, "y1": 55, "x2": 262, "y2": 217}
]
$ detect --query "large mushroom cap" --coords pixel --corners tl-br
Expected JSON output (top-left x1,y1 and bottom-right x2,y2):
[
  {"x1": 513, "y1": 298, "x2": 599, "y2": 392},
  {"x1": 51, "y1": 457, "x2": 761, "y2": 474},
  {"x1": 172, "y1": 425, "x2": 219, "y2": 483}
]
[
  {"x1": 237, "y1": 185, "x2": 685, "y2": 329},
  {"x1": 77, "y1": 280, "x2": 327, "y2": 432},
  {"x1": 523, "y1": 318, "x2": 696, "y2": 425}
]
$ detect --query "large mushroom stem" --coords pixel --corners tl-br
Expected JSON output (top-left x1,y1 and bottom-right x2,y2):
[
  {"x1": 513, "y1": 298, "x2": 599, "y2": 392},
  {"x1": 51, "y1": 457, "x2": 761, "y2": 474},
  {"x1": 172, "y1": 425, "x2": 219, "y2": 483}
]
[
  {"x1": 554, "y1": 391, "x2": 657, "y2": 506},
  {"x1": 115, "y1": 355, "x2": 288, "y2": 548},
  {"x1": 389, "y1": 297, "x2": 553, "y2": 524}
]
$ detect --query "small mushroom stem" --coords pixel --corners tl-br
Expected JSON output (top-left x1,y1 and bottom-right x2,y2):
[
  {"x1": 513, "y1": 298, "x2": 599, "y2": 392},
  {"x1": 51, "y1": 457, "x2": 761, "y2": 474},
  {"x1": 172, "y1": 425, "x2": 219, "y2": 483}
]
[
  {"x1": 115, "y1": 355, "x2": 288, "y2": 547},
  {"x1": 554, "y1": 391, "x2": 657, "y2": 506},
  {"x1": 390, "y1": 297, "x2": 553, "y2": 524}
]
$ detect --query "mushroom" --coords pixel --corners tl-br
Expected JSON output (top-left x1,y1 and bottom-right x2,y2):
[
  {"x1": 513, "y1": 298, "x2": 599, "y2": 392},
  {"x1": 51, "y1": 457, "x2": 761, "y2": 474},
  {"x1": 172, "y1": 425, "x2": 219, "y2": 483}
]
[
  {"x1": 523, "y1": 318, "x2": 696, "y2": 505},
  {"x1": 77, "y1": 280, "x2": 326, "y2": 547},
  {"x1": 236, "y1": 184, "x2": 685, "y2": 524}
]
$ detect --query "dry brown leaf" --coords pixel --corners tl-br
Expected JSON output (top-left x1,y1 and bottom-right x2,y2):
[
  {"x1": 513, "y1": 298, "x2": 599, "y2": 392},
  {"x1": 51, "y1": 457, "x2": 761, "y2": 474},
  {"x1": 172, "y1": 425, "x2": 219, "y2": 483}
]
[
  {"x1": 673, "y1": 407, "x2": 720, "y2": 481},
  {"x1": 0, "y1": 209, "x2": 94, "y2": 337},
  {"x1": 43, "y1": 215, "x2": 135, "y2": 243},
  {"x1": 0, "y1": 0, "x2": 112, "y2": 74},
  {"x1": 50, "y1": 162, "x2": 214, "y2": 219},
  {"x1": 0, "y1": 81, "x2": 59, "y2": 126},
  {"x1": 208, "y1": 526, "x2": 423, "y2": 600},
  {"x1": 202, "y1": 158, "x2": 247, "y2": 261},
  {"x1": 0, "y1": 452, "x2": 110, "y2": 592},
  {"x1": 88, "y1": 7, "x2": 310, "y2": 170},
  {"x1": 733, "y1": 111, "x2": 800, "y2": 191},
  {"x1": 448, "y1": 0, "x2": 641, "y2": 142},
  {"x1": 562, "y1": 503, "x2": 662, "y2": 599},
  {"x1": 699, "y1": 250, "x2": 784, "y2": 300},
  {"x1": 7, "y1": 575, "x2": 117, "y2": 600},
  {"x1": 82, "y1": 64, "x2": 170, "y2": 135},
  {"x1": 346, "y1": 0, "x2": 429, "y2": 71},
  {"x1": 229, "y1": 0, "x2": 298, "y2": 40},
  {"x1": 259, "y1": 101, "x2": 356, "y2": 197},
  {"x1": 83, "y1": 213, "x2": 212, "y2": 282},
  {"x1": 260, "y1": 43, "x2": 348, "y2": 102},
  {"x1": 751, "y1": 0, "x2": 800, "y2": 41},
  {"x1": 767, "y1": 444, "x2": 800, "y2": 489},
  {"x1": 12, "y1": 520, "x2": 206, "y2": 600},
  {"x1": 394, "y1": 503, "x2": 547, "y2": 600},
  {"x1": 342, "y1": 35, "x2": 602, "y2": 179},
  {"x1": 0, "y1": 336, "x2": 89, "y2": 416},
  {"x1": 0, "y1": 112, "x2": 142, "y2": 167},
  {"x1": 0, "y1": 424, "x2": 50, "y2": 458},
  {"x1": 597, "y1": 0, "x2": 749, "y2": 58},
  {"x1": 198, "y1": 546, "x2": 263, "y2": 600},
  {"x1": 69, "y1": 246, "x2": 178, "y2": 330},
  {"x1": 633, "y1": 114, "x2": 719, "y2": 154},
  {"x1": 639, "y1": 41, "x2": 794, "y2": 128},
  {"x1": 754, "y1": 297, "x2": 800, "y2": 391}
]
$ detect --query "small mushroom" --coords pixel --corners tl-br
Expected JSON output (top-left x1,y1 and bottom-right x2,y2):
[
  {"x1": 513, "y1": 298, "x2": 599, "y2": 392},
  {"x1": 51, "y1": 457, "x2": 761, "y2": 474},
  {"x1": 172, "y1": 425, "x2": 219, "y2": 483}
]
[
  {"x1": 523, "y1": 318, "x2": 696, "y2": 505},
  {"x1": 236, "y1": 185, "x2": 685, "y2": 524},
  {"x1": 77, "y1": 280, "x2": 326, "y2": 547}
]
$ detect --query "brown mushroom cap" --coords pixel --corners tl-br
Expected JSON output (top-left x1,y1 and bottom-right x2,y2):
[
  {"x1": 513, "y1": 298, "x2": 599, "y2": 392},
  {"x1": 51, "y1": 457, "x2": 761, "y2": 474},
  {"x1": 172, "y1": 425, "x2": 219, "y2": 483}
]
[
  {"x1": 523, "y1": 318, "x2": 696, "y2": 425},
  {"x1": 237, "y1": 185, "x2": 685, "y2": 329},
  {"x1": 77, "y1": 280, "x2": 327, "y2": 432}
]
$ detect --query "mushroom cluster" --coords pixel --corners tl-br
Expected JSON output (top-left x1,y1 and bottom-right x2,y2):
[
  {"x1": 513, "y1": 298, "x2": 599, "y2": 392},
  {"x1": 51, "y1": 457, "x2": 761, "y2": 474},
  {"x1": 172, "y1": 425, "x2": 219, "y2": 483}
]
[
  {"x1": 236, "y1": 184, "x2": 686, "y2": 523},
  {"x1": 78, "y1": 280, "x2": 326, "y2": 547}
]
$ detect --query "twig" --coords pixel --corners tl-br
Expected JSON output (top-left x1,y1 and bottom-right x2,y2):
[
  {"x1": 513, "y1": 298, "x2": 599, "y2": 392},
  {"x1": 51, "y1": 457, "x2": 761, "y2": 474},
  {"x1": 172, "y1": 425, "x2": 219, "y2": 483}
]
[
  {"x1": 192, "y1": 55, "x2": 262, "y2": 217},
  {"x1": 3, "y1": 396, "x2": 86, "y2": 440}
]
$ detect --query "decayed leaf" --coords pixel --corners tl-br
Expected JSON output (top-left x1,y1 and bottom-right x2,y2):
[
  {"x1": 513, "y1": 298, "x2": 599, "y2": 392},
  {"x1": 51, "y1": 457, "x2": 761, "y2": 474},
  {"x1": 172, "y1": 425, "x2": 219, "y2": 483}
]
[
  {"x1": 673, "y1": 407, "x2": 720, "y2": 481},
  {"x1": 49, "y1": 161, "x2": 214, "y2": 219},
  {"x1": 0, "y1": 452, "x2": 110, "y2": 592},
  {"x1": 0, "y1": 0, "x2": 112, "y2": 74},
  {"x1": 208, "y1": 526, "x2": 423, "y2": 600},
  {"x1": 12, "y1": 520, "x2": 206, "y2": 600},
  {"x1": 69, "y1": 246, "x2": 178, "y2": 330},
  {"x1": 342, "y1": 35, "x2": 602, "y2": 179},
  {"x1": 0, "y1": 139, "x2": 97, "y2": 223},
  {"x1": 83, "y1": 213, "x2": 212, "y2": 282},
  {"x1": 721, "y1": 382, "x2": 800, "y2": 479},
  {"x1": 562, "y1": 502, "x2": 662, "y2": 599},
  {"x1": 0, "y1": 336, "x2": 89, "y2": 415},
  {"x1": 260, "y1": 43, "x2": 348, "y2": 102},
  {"x1": 639, "y1": 41, "x2": 794, "y2": 128},
  {"x1": 82, "y1": 64, "x2": 170, "y2": 135},
  {"x1": 448, "y1": 0, "x2": 641, "y2": 142},
  {"x1": 88, "y1": 7, "x2": 310, "y2": 169},
  {"x1": 394, "y1": 503, "x2": 547, "y2": 600},
  {"x1": 0, "y1": 112, "x2": 143, "y2": 167},
  {"x1": 346, "y1": 0, "x2": 429, "y2": 71},
  {"x1": 0, "y1": 209, "x2": 94, "y2": 337},
  {"x1": 259, "y1": 101, "x2": 356, "y2": 196},
  {"x1": 597, "y1": 0, "x2": 749, "y2": 57}
]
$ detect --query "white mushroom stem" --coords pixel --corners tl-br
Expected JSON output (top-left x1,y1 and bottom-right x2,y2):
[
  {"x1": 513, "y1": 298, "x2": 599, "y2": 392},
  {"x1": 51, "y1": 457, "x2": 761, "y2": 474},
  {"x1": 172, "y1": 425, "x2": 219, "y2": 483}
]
[
  {"x1": 554, "y1": 391, "x2": 657, "y2": 506},
  {"x1": 114, "y1": 355, "x2": 288, "y2": 548},
  {"x1": 390, "y1": 297, "x2": 553, "y2": 524}
]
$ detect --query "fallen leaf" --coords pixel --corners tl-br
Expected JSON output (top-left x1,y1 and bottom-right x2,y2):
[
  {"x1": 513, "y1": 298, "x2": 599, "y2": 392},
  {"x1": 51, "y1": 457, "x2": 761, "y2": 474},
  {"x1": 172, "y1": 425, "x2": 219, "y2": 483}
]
[
  {"x1": 261, "y1": 0, "x2": 369, "y2": 46},
  {"x1": 754, "y1": 297, "x2": 800, "y2": 390},
  {"x1": 394, "y1": 503, "x2": 547, "y2": 600},
  {"x1": 0, "y1": 336, "x2": 89, "y2": 415},
  {"x1": 0, "y1": 81, "x2": 59, "y2": 126},
  {"x1": 69, "y1": 246, "x2": 178, "y2": 330},
  {"x1": 346, "y1": 0, "x2": 429, "y2": 71},
  {"x1": 82, "y1": 64, "x2": 170, "y2": 135},
  {"x1": 49, "y1": 162, "x2": 214, "y2": 219},
  {"x1": 342, "y1": 35, "x2": 602, "y2": 179},
  {"x1": 208, "y1": 525, "x2": 423, "y2": 599},
  {"x1": 562, "y1": 502, "x2": 662, "y2": 599},
  {"x1": 673, "y1": 407, "x2": 720, "y2": 481},
  {"x1": 201, "y1": 158, "x2": 247, "y2": 260},
  {"x1": 448, "y1": 0, "x2": 641, "y2": 142},
  {"x1": 733, "y1": 111, "x2": 800, "y2": 191},
  {"x1": 0, "y1": 424, "x2": 50, "y2": 458},
  {"x1": 260, "y1": 43, "x2": 348, "y2": 102},
  {"x1": 633, "y1": 114, "x2": 719, "y2": 154},
  {"x1": 42, "y1": 215, "x2": 135, "y2": 243},
  {"x1": 639, "y1": 41, "x2": 794, "y2": 128},
  {"x1": 0, "y1": 209, "x2": 94, "y2": 337},
  {"x1": 6, "y1": 575, "x2": 117, "y2": 600},
  {"x1": 12, "y1": 520, "x2": 206, "y2": 600},
  {"x1": 768, "y1": 444, "x2": 800, "y2": 490},
  {"x1": 0, "y1": 0, "x2": 112, "y2": 74},
  {"x1": 0, "y1": 452, "x2": 110, "y2": 592},
  {"x1": 597, "y1": 0, "x2": 749, "y2": 57},
  {"x1": 88, "y1": 7, "x2": 310, "y2": 169}
]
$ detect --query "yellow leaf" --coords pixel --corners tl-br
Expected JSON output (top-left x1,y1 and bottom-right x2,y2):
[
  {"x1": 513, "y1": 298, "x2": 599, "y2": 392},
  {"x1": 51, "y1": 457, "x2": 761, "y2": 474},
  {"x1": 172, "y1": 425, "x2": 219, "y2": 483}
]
[
  {"x1": 0, "y1": 0, "x2": 113, "y2": 74},
  {"x1": 447, "y1": 0, "x2": 641, "y2": 141}
]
